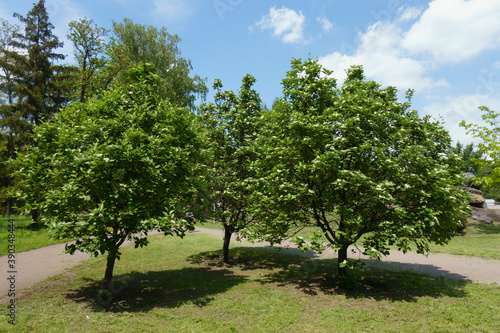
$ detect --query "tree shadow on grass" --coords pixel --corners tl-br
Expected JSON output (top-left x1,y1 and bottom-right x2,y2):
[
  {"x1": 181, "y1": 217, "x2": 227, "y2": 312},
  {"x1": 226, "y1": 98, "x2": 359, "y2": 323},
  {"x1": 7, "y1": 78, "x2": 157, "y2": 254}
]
[
  {"x1": 187, "y1": 246, "x2": 311, "y2": 271},
  {"x1": 65, "y1": 267, "x2": 247, "y2": 312},
  {"x1": 259, "y1": 257, "x2": 470, "y2": 302},
  {"x1": 188, "y1": 247, "x2": 469, "y2": 302}
]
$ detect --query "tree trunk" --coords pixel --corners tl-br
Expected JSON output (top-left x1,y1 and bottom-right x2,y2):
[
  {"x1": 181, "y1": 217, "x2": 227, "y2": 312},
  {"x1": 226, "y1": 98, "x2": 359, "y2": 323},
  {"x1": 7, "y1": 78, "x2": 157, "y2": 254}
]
[
  {"x1": 103, "y1": 252, "x2": 117, "y2": 291},
  {"x1": 337, "y1": 245, "x2": 349, "y2": 279},
  {"x1": 5, "y1": 198, "x2": 12, "y2": 217},
  {"x1": 221, "y1": 225, "x2": 232, "y2": 264}
]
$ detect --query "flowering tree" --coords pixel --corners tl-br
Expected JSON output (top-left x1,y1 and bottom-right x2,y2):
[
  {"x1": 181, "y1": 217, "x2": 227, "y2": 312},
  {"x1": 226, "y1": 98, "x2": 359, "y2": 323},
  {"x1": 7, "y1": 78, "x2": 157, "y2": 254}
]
[
  {"x1": 248, "y1": 58, "x2": 470, "y2": 280},
  {"x1": 14, "y1": 63, "x2": 201, "y2": 291},
  {"x1": 201, "y1": 74, "x2": 263, "y2": 263},
  {"x1": 460, "y1": 106, "x2": 500, "y2": 188}
]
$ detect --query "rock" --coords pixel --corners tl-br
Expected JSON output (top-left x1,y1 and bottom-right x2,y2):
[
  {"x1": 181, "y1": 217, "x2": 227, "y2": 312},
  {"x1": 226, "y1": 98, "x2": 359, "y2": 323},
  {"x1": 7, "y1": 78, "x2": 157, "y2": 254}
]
[
  {"x1": 470, "y1": 206, "x2": 498, "y2": 224},
  {"x1": 471, "y1": 208, "x2": 493, "y2": 223},
  {"x1": 469, "y1": 193, "x2": 486, "y2": 208}
]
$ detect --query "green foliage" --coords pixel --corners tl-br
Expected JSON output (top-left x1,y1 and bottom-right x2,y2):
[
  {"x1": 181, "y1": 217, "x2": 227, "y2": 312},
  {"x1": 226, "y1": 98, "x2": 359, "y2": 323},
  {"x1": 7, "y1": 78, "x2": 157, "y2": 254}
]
[
  {"x1": 248, "y1": 58, "x2": 470, "y2": 280},
  {"x1": 460, "y1": 106, "x2": 500, "y2": 190},
  {"x1": 12, "y1": 63, "x2": 202, "y2": 289},
  {"x1": 200, "y1": 74, "x2": 263, "y2": 262},
  {"x1": 450, "y1": 141, "x2": 482, "y2": 173},
  {"x1": 67, "y1": 17, "x2": 108, "y2": 103},
  {"x1": 0, "y1": 1, "x2": 71, "y2": 216},
  {"x1": 106, "y1": 18, "x2": 207, "y2": 109},
  {"x1": 8, "y1": 0, "x2": 68, "y2": 127}
]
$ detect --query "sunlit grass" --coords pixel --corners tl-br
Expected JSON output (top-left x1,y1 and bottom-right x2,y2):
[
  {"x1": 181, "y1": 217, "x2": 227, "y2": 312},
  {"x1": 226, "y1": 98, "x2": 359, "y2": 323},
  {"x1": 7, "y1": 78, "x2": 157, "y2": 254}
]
[
  {"x1": 0, "y1": 215, "x2": 72, "y2": 256},
  {"x1": 1, "y1": 232, "x2": 499, "y2": 332}
]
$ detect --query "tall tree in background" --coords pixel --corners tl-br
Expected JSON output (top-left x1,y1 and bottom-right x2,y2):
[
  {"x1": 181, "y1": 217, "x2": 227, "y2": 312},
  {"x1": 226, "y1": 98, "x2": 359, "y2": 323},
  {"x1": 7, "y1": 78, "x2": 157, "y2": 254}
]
[
  {"x1": 0, "y1": 18, "x2": 20, "y2": 215},
  {"x1": 0, "y1": 0, "x2": 71, "y2": 218},
  {"x1": 106, "y1": 18, "x2": 207, "y2": 108},
  {"x1": 451, "y1": 142, "x2": 482, "y2": 173},
  {"x1": 201, "y1": 75, "x2": 263, "y2": 263},
  {"x1": 67, "y1": 18, "x2": 108, "y2": 103},
  {"x1": 8, "y1": 0, "x2": 67, "y2": 129}
]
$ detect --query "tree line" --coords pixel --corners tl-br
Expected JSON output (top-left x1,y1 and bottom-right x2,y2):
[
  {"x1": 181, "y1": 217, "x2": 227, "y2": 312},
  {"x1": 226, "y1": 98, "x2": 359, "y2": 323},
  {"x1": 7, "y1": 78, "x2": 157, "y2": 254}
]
[
  {"x1": 0, "y1": 0, "x2": 207, "y2": 217},
  {"x1": 3, "y1": 1, "x2": 498, "y2": 291}
]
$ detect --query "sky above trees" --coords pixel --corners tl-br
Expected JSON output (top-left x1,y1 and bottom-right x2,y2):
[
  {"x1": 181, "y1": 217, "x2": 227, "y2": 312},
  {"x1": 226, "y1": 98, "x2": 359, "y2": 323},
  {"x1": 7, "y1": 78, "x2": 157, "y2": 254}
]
[{"x1": 1, "y1": 0, "x2": 499, "y2": 144}]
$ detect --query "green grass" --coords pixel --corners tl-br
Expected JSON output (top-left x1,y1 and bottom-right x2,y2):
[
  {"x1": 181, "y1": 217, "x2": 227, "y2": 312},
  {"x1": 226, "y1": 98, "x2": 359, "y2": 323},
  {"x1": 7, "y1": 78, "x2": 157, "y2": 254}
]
[
  {"x1": 429, "y1": 222, "x2": 500, "y2": 259},
  {"x1": 2, "y1": 217, "x2": 500, "y2": 260},
  {"x1": 0, "y1": 216, "x2": 72, "y2": 256},
  {"x1": 0, "y1": 215, "x2": 33, "y2": 230},
  {"x1": 1, "y1": 232, "x2": 499, "y2": 332}
]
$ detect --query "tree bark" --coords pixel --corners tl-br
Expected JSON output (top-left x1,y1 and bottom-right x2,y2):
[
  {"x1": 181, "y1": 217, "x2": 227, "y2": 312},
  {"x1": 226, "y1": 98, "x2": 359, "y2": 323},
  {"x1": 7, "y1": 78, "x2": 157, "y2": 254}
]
[
  {"x1": 337, "y1": 245, "x2": 349, "y2": 279},
  {"x1": 5, "y1": 198, "x2": 12, "y2": 217},
  {"x1": 103, "y1": 251, "x2": 117, "y2": 291},
  {"x1": 221, "y1": 224, "x2": 233, "y2": 264}
]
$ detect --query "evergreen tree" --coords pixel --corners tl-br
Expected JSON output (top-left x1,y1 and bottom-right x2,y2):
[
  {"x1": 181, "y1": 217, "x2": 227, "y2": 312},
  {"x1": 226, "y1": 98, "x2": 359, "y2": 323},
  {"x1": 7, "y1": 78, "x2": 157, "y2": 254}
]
[
  {"x1": 0, "y1": 1, "x2": 71, "y2": 217},
  {"x1": 8, "y1": 0, "x2": 66, "y2": 129},
  {"x1": 67, "y1": 18, "x2": 108, "y2": 103}
]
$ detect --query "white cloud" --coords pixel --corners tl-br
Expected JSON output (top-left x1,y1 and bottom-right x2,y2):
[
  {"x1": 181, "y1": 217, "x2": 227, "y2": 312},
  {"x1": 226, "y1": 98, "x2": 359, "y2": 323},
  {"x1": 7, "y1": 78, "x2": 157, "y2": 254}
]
[
  {"x1": 317, "y1": 16, "x2": 333, "y2": 33},
  {"x1": 153, "y1": 0, "x2": 193, "y2": 20},
  {"x1": 255, "y1": 6, "x2": 305, "y2": 44},
  {"x1": 319, "y1": 21, "x2": 447, "y2": 91},
  {"x1": 423, "y1": 93, "x2": 500, "y2": 144},
  {"x1": 396, "y1": 6, "x2": 421, "y2": 22},
  {"x1": 402, "y1": 0, "x2": 500, "y2": 63}
]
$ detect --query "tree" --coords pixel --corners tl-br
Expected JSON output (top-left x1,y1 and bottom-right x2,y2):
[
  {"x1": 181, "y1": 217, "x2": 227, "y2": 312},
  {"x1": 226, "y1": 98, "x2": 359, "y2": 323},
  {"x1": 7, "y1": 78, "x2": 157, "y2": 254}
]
[
  {"x1": 0, "y1": 0, "x2": 72, "y2": 221},
  {"x1": 248, "y1": 58, "x2": 470, "y2": 281},
  {"x1": 105, "y1": 18, "x2": 207, "y2": 108},
  {"x1": 8, "y1": 0, "x2": 67, "y2": 128},
  {"x1": 67, "y1": 18, "x2": 108, "y2": 103},
  {"x1": 13, "y1": 63, "x2": 202, "y2": 291},
  {"x1": 450, "y1": 142, "x2": 482, "y2": 173},
  {"x1": 460, "y1": 106, "x2": 500, "y2": 192},
  {"x1": 0, "y1": 18, "x2": 21, "y2": 215},
  {"x1": 200, "y1": 74, "x2": 263, "y2": 263}
]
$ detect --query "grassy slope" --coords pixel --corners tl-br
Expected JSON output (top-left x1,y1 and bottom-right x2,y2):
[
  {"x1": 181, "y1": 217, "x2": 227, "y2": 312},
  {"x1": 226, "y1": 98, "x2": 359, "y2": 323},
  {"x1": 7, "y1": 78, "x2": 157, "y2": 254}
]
[{"x1": 1, "y1": 233, "x2": 499, "y2": 332}]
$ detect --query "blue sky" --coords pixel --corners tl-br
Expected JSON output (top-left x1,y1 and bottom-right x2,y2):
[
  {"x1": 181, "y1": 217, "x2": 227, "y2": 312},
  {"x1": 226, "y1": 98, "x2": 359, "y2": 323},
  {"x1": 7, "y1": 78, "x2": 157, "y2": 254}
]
[{"x1": 2, "y1": 0, "x2": 500, "y2": 144}]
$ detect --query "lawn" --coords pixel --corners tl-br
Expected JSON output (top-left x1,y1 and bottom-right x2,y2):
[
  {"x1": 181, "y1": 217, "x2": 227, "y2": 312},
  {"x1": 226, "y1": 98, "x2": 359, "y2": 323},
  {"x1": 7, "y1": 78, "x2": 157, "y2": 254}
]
[
  {"x1": 0, "y1": 216, "x2": 72, "y2": 256},
  {"x1": 1, "y1": 232, "x2": 499, "y2": 332},
  {"x1": 429, "y1": 221, "x2": 500, "y2": 259}
]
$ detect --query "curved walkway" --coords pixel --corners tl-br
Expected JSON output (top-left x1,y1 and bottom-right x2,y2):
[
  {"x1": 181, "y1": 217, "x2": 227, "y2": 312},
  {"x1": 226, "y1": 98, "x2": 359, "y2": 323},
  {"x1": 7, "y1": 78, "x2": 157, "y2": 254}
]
[{"x1": 1, "y1": 227, "x2": 500, "y2": 304}]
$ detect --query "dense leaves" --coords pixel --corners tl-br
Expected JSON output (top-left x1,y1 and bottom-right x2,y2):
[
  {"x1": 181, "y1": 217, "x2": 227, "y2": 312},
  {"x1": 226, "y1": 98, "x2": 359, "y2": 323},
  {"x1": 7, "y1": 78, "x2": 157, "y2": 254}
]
[
  {"x1": 201, "y1": 74, "x2": 263, "y2": 262},
  {"x1": 13, "y1": 63, "x2": 202, "y2": 290},
  {"x1": 0, "y1": 1, "x2": 71, "y2": 216},
  {"x1": 460, "y1": 106, "x2": 500, "y2": 190},
  {"x1": 106, "y1": 18, "x2": 207, "y2": 109},
  {"x1": 247, "y1": 58, "x2": 470, "y2": 279}
]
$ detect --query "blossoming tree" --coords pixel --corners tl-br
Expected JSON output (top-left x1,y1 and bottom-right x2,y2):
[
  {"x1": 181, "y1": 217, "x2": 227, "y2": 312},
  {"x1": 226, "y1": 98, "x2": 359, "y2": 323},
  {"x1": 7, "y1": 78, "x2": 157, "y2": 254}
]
[{"x1": 247, "y1": 58, "x2": 470, "y2": 280}]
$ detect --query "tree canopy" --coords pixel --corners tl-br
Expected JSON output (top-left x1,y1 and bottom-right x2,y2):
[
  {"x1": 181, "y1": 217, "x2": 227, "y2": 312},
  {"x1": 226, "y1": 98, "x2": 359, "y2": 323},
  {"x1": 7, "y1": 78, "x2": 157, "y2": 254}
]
[
  {"x1": 13, "y1": 63, "x2": 202, "y2": 291},
  {"x1": 0, "y1": 1, "x2": 71, "y2": 216},
  {"x1": 200, "y1": 74, "x2": 263, "y2": 263},
  {"x1": 460, "y1": 106, "x2": 500, "y2": 189},
  {"x1": 106, "y1": 18, "x2": 207, "y2": 109},
  {"x1": 246, "y1": 58, "x2": 470, "y2": 280}
]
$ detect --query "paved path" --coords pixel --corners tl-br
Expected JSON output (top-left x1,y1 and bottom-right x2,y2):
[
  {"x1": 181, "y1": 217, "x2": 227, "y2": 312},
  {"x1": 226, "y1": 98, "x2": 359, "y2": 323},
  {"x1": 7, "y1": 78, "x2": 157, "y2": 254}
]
[{"x1": 1, "y1": 227, "x2": 500, "y2": 305}]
